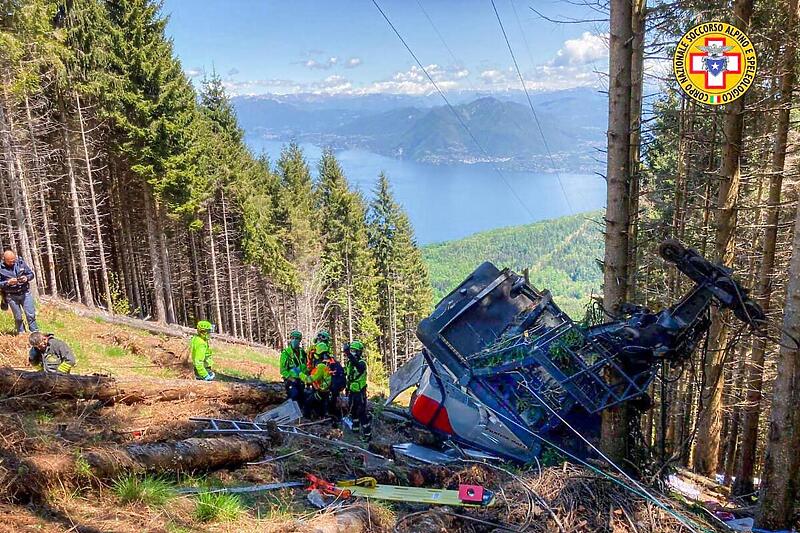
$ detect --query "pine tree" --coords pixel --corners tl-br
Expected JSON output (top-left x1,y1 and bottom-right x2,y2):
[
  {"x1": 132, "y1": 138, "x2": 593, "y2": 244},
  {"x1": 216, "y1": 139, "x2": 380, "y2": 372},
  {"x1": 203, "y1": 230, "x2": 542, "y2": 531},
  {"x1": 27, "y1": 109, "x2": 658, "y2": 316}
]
[
  {"x1": 368, "y1": 173, "x2": 431, "y2": 373},
  {"x1": 102, "y1": 0, "x2": 198, "y2": 321},
  {"x1": 393, "y1": 210, "x2": 432, "y2": 362},
  {"x1": 316, "y1": 149, "x2": 379, "y2": 349},
  {"x1": 274, "y1": 142, "x2": 322, "y2": 334}
]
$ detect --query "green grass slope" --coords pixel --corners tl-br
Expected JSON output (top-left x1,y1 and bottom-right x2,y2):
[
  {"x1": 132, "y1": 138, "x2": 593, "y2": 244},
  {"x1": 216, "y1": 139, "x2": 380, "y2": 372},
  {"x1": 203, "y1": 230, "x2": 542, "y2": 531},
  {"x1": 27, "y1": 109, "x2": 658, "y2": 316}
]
[
  {"x1": 422, "y1": 211, "x2": 604, "y2": 318},
  {"x1": 0, "y1": 301, "x2": 280, "y2": 381}
]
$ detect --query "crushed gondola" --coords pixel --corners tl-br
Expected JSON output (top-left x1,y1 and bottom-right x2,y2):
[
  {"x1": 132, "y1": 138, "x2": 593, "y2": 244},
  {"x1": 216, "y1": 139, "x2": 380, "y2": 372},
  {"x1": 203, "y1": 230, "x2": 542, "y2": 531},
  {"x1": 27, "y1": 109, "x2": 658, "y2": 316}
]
[{"x1": 389, "y1": 240, "x2": 765, "y2": 463}]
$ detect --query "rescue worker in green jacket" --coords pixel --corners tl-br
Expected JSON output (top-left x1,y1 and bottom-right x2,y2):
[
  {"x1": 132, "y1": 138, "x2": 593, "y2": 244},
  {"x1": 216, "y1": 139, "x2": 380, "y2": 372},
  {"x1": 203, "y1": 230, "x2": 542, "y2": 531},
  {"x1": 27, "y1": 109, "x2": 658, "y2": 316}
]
[
  {"x1": 191, "y1": 320, "x2": 215, "y2": 381},
  {"x1": 280, "y1": 330, "x2": 308, "y2": 408},
  {"x1": 306, "y1": 330, "x2": 332, "y2": 371},
  {"x1": 28, "y1": 332, "x2": 76, "y2": 374},
  {"x1": 344, "y1": 340, "x2": 371, "y2": 441},
  {"x1": 306, "y1": 340, "x2": 346, "y2": 423}
]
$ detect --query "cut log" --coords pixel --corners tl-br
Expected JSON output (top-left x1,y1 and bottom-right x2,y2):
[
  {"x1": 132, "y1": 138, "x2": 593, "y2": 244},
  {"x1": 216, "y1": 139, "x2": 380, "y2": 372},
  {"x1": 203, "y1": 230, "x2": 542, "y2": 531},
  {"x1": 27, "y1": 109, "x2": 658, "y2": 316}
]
[
  {"x1": 309, "y1": 504, "x2": 393, "y2": 533},
  {"x1": 0, "y1": 368, "x2": 285, "y2": 406},
  {"x1": 7, "y1": 433, "x2": 281, "y2": 500},
  {"x1": 42, "y1": 296, "x2": 270, "y2": 350},
  {"x1": 675, "y1": 468, "x2": 730, "y2": 497}
]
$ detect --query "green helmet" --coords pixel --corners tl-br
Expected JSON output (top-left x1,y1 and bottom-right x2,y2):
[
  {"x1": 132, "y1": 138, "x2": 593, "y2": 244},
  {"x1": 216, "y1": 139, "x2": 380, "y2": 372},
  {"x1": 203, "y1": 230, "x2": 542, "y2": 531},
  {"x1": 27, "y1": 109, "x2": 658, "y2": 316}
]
[
  {"x1": 315, "y1": 341, "x2": 330, "y2": 355},
  {"x1": 316, "y1": 330, "x2": 331, "y2": 343},
  {"x1": 290, "y1": 330, "x2": 302, "y2": 340},
  {"x1": 349, "y1": 340, "x2": 364, "y2": 352},
  {"x1": 197, "y1": 320, "x2": 213, "y2": 332}
]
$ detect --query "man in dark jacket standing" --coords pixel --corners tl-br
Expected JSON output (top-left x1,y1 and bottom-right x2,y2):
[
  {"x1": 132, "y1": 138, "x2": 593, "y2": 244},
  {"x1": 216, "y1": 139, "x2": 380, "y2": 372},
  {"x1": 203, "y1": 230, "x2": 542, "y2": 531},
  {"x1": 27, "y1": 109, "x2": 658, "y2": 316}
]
[{"x1": 0, "y1": 250, "x2": 37, "y2": 335}]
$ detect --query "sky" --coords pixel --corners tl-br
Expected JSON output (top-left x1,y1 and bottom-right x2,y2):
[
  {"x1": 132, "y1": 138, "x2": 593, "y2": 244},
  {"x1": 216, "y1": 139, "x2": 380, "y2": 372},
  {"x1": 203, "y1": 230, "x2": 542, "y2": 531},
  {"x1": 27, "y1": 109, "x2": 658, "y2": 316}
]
[{"x1": 161, "y1": 0, "x2": 610, "y2": 97}]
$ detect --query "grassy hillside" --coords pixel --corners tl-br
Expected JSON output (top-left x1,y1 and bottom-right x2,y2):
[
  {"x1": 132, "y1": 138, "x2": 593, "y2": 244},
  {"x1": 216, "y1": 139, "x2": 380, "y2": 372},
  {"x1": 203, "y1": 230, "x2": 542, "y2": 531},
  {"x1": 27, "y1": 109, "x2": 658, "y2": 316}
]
[
  {"x1": 422, "y1": 211, "x2": 605, "y2": 318},
  {"x1": 0, "y1": 301, "x2": 281, "y2": 382}
]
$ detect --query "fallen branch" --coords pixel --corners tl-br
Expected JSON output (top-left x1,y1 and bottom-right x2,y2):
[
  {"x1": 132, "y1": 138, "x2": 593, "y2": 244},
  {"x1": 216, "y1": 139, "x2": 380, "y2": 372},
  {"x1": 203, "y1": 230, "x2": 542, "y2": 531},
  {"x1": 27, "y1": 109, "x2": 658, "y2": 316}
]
[
  {"x1": 42, "y1": 296, "x2": 270, "y2": 350},
  {"x1": 0, "y1": 368, "x2": 285, "y2": 406}
]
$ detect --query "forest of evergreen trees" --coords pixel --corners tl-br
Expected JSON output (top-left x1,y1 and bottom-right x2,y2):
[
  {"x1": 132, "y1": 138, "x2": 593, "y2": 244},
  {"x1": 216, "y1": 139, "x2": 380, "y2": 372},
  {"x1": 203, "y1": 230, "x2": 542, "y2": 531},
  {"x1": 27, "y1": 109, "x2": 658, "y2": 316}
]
[
  {"x1": 602, "y1": 0, "x2": 800, "y2": 527},
  {"x1": 0, "y1": 0, "x2": 431, "y2": 377}
]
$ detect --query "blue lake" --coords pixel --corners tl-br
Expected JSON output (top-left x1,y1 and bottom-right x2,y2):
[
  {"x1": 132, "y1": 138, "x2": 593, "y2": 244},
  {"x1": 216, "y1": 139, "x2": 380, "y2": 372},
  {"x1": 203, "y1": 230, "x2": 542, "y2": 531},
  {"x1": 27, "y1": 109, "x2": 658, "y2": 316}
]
[{"x1": 247, "y1": 137, "x2": 607, "y2": 245}]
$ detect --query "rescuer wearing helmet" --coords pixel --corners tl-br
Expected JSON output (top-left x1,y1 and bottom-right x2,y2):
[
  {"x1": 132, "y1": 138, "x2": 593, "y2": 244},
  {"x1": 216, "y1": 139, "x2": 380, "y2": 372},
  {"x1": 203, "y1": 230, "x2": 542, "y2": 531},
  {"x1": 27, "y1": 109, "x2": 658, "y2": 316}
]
[
  {"x1": 306, "y1": 340, "x2": 345, "y2": 423},
  {"x1": 28, "y1": 332, "x2": 76, "y2": 374},
  {"x1": 344, "y1": 340, "x2": 371, "y2": 441},
  {"x1": 191, "y1": 320, "x2": 215, "y2": 381},
  {"x1": 306, "y1": 330, "x2": 332, "y2": 370},
  {"x1": 280, "y1": 330, "x2": 308, "y2": 408}
]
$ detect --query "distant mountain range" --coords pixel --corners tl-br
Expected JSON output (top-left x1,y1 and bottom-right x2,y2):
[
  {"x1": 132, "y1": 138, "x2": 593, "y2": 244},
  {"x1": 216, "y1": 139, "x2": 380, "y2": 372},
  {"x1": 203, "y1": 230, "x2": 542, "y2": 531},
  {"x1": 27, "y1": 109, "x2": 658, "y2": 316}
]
[{"x1": 233, "y1": 88, "x2": 607, "y2": 173}]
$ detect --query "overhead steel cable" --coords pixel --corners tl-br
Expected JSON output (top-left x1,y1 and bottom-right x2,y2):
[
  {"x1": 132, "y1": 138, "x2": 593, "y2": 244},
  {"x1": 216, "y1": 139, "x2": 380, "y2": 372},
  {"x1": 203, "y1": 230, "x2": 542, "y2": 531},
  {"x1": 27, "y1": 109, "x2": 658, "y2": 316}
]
[
  {"x1": 371, "y1": 0, "x2": 536, "y2": 220},
  {"x1": 481, "y1": 373, "x2": 708, "y2": 533},
  {"x1": 414, "y1": 0, "x2": 462, "y2": 74},
  {"x1": 490, "y1": 0, "x2": 575, "y2": 215},
  {"x1": 414, "y1": 0, "x2": 533, "y2": 139}
]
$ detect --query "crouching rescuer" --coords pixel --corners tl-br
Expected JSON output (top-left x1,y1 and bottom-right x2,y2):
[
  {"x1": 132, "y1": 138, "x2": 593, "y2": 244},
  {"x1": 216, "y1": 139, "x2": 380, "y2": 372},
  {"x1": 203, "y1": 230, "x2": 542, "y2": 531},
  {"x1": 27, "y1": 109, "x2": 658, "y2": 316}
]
[
  {"x1": 344, "y1": 340, "x2": 371, "y2": 441},
  {"x1": 280, "y1": 330, "x2": 308, "y2": 407},
  {"x1": 29, "y1": 332, "x2": 75, "y2": 374},
  {"x1": 191, "y1": 320, "x2": 215, "y2": 381}
]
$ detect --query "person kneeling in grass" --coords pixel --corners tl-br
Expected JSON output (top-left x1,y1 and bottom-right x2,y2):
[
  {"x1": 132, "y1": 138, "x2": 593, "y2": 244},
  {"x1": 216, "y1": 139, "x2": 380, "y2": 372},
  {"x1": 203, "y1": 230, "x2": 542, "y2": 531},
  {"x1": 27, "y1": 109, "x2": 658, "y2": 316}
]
[
  {"x1": 28, "y1": 332, "x2": 75, "y2": 374},
  {"x1": 191, "y1": 320, "x2": 216, "y2": 381}
]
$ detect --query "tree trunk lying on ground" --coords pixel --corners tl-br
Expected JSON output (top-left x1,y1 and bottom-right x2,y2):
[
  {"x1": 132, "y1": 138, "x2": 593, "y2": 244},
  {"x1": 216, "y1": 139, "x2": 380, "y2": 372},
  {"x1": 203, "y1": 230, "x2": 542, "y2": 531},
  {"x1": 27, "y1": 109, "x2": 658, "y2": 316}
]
[
  {"x1": 43, "y1": 296, "x2": 269, "y2": 349},
  {"x1": 310, "y1": 504, "x2": 394, "y2": 533},
  {"x1": 0, "y1": 368, "x2": 284, "y2": 406},
  {"x1": 6, "y1": 432, "x2": 281, "y2": 500},
  {"x1": 675, "y1": 468, "x2": 730, "y2": 496}
]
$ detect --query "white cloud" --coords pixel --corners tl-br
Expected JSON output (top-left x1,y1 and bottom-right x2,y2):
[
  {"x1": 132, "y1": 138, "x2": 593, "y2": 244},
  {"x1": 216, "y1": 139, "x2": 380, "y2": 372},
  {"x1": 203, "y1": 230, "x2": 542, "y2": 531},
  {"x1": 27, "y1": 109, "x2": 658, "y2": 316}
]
[
  {"x1": 526, "y1": 64, "x2": 603, "y2": 91},
  {"x1": 315, "y1": 74, "x2": 352, "y2": 94},
  {"x1": 551, "y1": 32, "x2": 608, "y2": 67},
  {"x1": 227, "y1": 67, "x2": 240, "y2": 77},
  {"x1": 303, "y1": 56, "x2": 339, "y2": 70},
  {"x1": 479, "y1": 69, "x2": 509, "y2": 85},
  {"x1": 354, "y1": 64, "x2": 470, "y2": 95},
  {"x1": 185, "y1": 67, "x2": 203, "y2": 78},
  {"x1": 224, "y1": 51, "x2": 605, "y2": 97},
  {"x1": 222, "y1": 78, "x2": 303, "y2": 96},
  {"x1": 345, "y1": 57, "x2": 363, "y2": 68}
]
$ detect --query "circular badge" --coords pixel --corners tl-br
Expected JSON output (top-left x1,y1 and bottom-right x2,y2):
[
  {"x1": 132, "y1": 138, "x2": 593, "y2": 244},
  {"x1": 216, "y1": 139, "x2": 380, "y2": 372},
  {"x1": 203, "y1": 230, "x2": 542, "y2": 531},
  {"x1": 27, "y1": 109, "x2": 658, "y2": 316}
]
[{"x1": 672, "y1": 21, "x2": 757, "y2": 106}]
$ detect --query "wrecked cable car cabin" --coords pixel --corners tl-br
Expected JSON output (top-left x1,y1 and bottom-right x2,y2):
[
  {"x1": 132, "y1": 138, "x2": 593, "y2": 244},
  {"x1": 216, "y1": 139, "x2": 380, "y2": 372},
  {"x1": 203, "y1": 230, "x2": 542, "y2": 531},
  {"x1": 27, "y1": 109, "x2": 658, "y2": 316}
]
[{"x1": 388, "y1": 240, "x2": 764, "y2": 463}]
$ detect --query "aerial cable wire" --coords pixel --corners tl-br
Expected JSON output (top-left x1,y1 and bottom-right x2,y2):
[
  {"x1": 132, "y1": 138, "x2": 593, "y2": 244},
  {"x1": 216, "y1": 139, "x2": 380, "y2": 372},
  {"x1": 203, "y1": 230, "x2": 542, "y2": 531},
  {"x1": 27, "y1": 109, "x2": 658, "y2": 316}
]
[
  {"x1": 483, "y1": 374, "x2": 709, "y2": 533},
  {"x1": 491, "y1": 0, "x2": 576, "y2": 215},
  {"x1": 414, "y1": 0, "x2": 532, "y2": 138},
  {"x1": 371, "y1": 0, "x2": 537, "y2": 220},
  {"x1": 414, "y1": 0, "x2": 462, "y2": 74}
]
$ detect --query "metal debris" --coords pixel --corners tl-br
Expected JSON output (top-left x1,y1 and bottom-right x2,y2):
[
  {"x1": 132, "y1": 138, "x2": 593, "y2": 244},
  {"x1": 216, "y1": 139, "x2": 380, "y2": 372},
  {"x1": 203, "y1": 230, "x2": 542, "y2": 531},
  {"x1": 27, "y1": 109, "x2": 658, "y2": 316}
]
[
  {"x1": 393, "y1": 442, "x2": 500, "y2": 465},
  {"x1": 254, "y1": 400, "x2": 302, "y2": 425},
  {"x1": 386, "y1": 352, "x2": 425, "y2": 405},
  {"x1": 176, "y1": 481, "x2": 304, "y2": 495}
]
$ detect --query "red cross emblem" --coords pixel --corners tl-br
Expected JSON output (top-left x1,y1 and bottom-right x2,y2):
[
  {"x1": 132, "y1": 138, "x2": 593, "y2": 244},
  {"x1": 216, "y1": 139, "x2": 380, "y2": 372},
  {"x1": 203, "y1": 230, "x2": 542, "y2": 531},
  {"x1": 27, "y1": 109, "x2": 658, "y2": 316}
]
[{"x1": 689, "y1": 37, "x2": 742, "y2": 90}]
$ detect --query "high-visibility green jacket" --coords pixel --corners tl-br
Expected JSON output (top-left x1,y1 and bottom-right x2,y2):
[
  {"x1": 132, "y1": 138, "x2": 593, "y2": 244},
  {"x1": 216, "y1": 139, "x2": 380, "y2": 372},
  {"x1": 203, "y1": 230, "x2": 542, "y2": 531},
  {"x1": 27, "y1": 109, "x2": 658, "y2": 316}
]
[
  {"x1": 345, "y1": 357, "x2": 367, "y2": 392},
  {"x1": 309, "y1": 362, "x2": 332, "y2": 392},
  {"x1": 190, "y1": 335, "x2": 214, "y2": 378},
  {"x1": 280, "y1": 345, "x2": 308, "y2": 380}
]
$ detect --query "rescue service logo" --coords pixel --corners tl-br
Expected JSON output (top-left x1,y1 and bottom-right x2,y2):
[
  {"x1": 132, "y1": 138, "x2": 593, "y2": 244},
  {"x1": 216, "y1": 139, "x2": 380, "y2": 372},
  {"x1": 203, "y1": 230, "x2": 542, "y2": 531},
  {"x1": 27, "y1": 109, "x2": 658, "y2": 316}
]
[{"x1": 672, "y1": 22, "x2": 757, "y2": 106}]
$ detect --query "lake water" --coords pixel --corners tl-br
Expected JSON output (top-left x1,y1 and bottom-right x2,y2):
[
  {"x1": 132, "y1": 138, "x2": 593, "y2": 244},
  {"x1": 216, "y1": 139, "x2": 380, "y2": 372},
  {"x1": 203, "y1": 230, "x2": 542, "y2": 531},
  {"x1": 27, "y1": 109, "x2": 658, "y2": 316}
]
[{"x1": 247, "y1": 137, "x2": 607, "y2": 245}]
